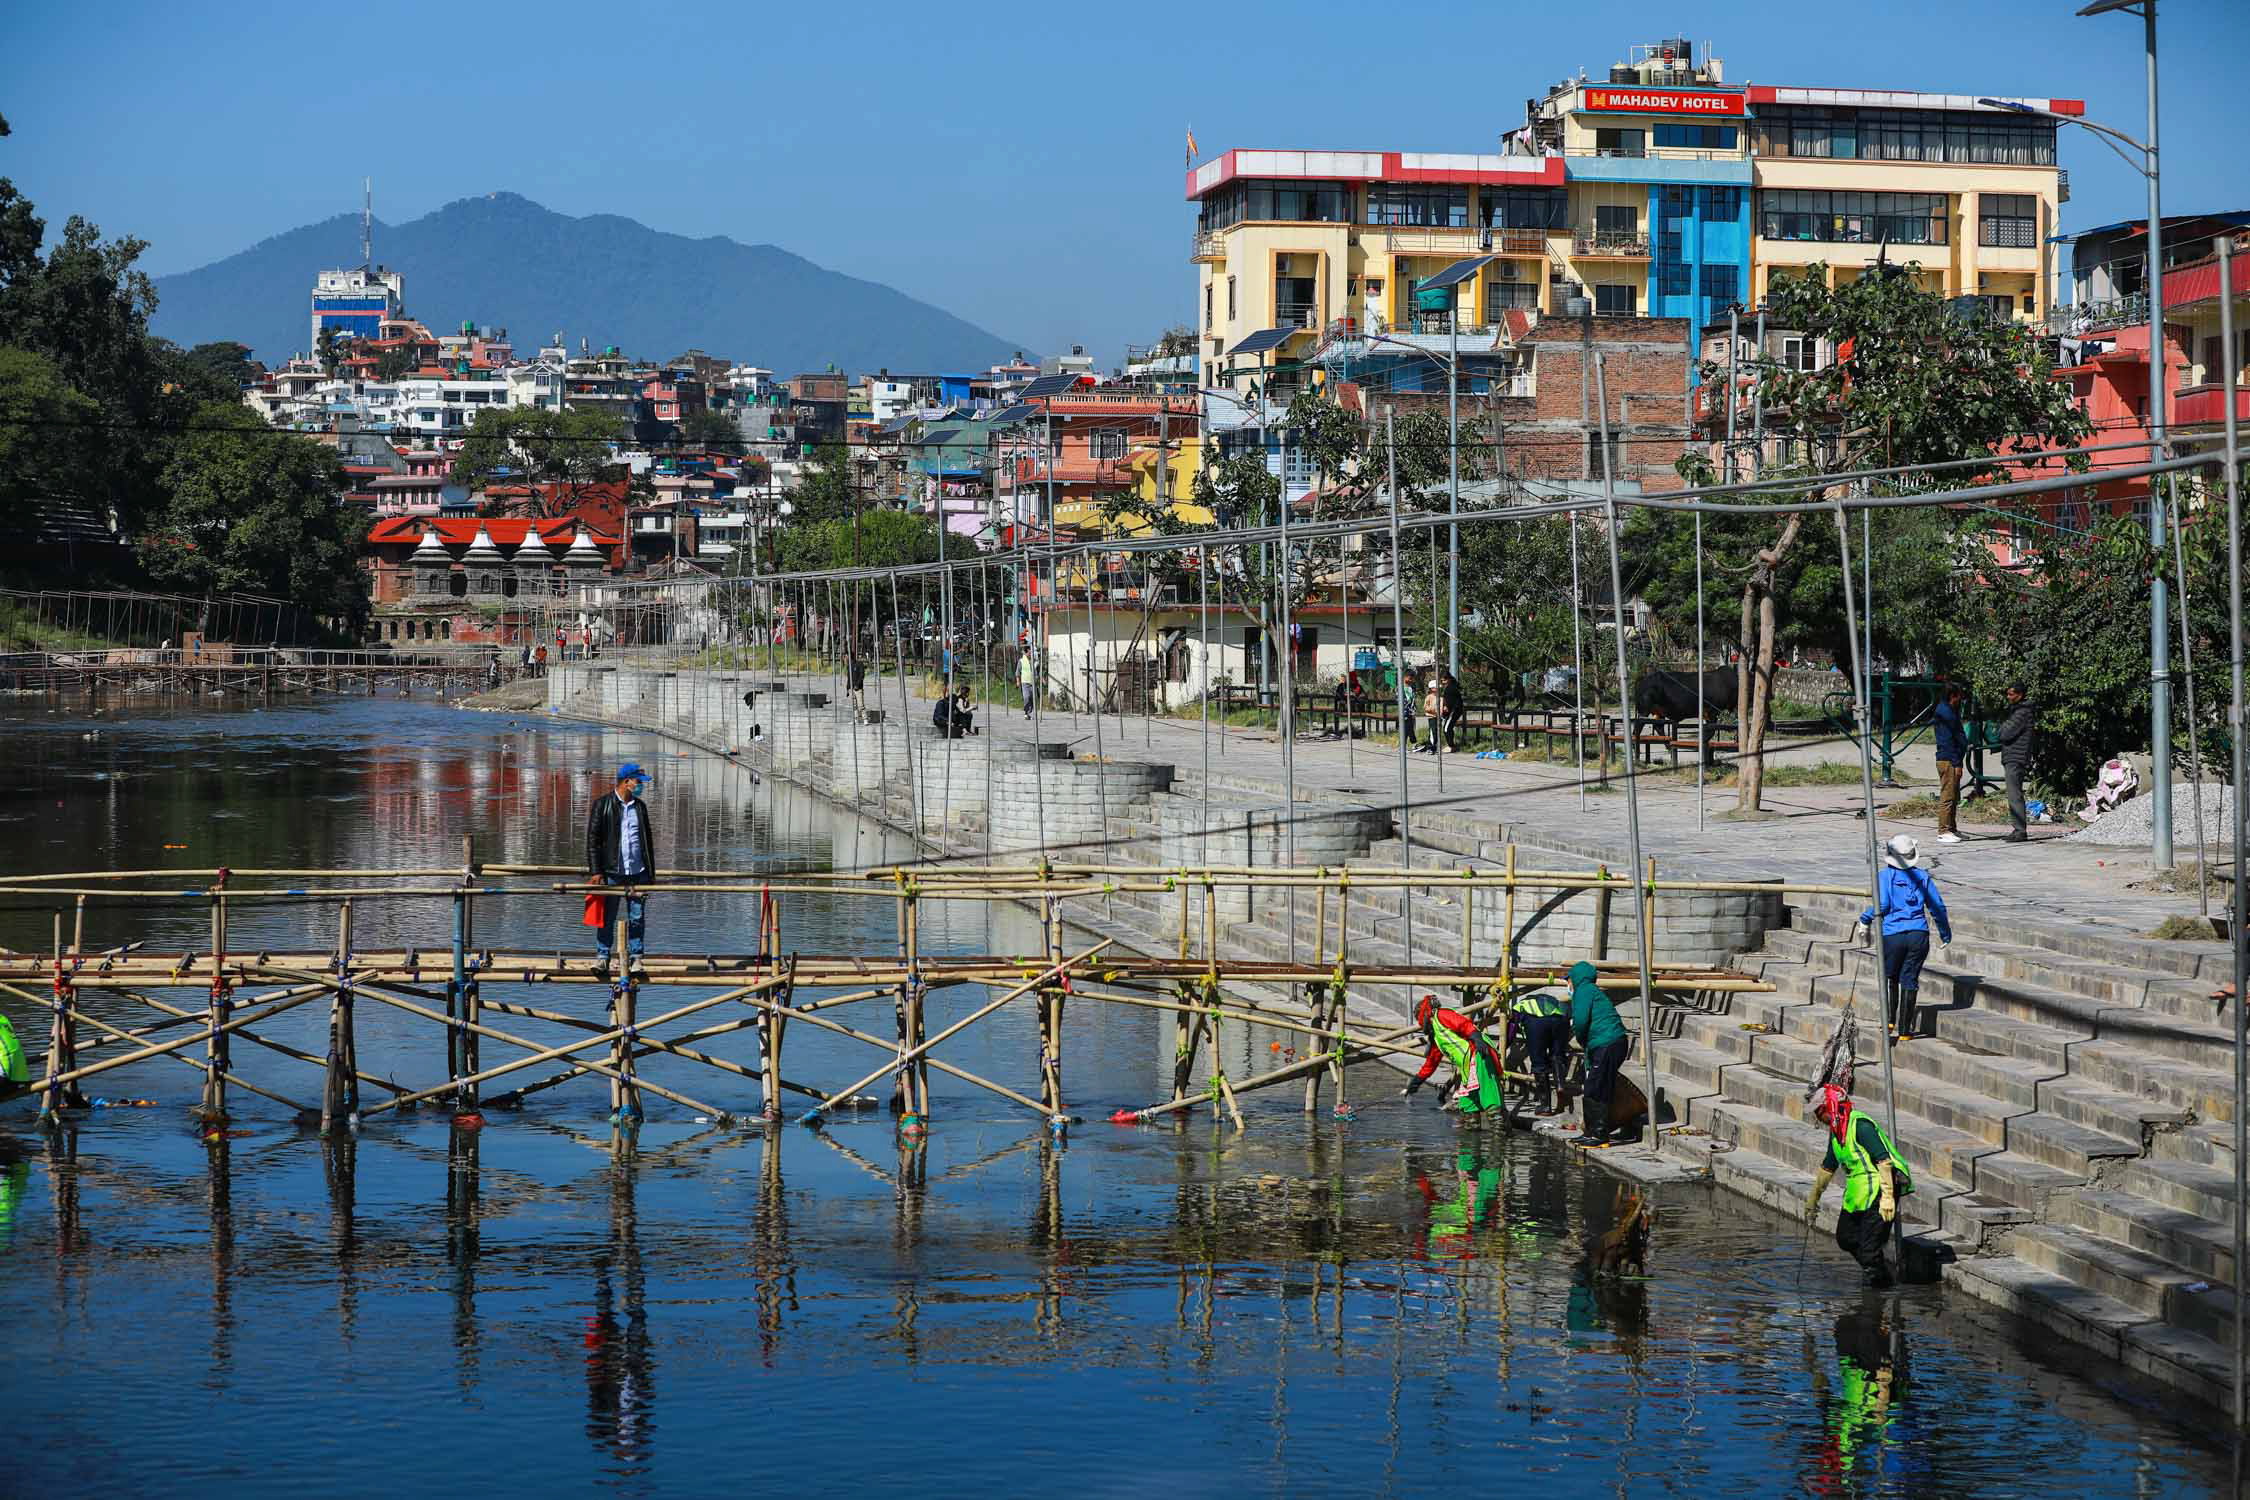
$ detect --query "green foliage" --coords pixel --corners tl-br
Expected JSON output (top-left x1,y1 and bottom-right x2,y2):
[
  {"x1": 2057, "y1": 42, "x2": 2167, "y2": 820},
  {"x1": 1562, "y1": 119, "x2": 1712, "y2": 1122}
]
[
  {"x1": 137, "y1": 403, "x2": 369, "y2": 634},
  {"x1": 1651, "y1": 265, "x2": 2095, "y2": 807},
  {"x1": 455, "y1": 405, "x2": 624, "y2": 511},
  {"x1": 768, "y1": 509, "x2": 975, "y2": 575},
  {"x1": 787, "y1": 442, "x2": 860, "y2": 524},
  {"x1": 677, "y1": 407, "x2": 746, "y2": 456},
  {"x1": 0, "y1": 345, "x2": 105, "y2": 509},
  {"x1": 1939, "y1": 498, "x2": 2234, "y2": 791}
]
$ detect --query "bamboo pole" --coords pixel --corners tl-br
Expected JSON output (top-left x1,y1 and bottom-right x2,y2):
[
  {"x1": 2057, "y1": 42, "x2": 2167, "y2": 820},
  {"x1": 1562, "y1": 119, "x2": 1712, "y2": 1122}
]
[
  {"x1": 200, "y1": 887, "x2": 229, "y2": 1121},
  {"x1": 802, "y1": 940, "x2": 1110, "y2": 1123},
  {"x1": 86, "y1": 984, "x2": 409, "y2": 1099},
  {"x1": 65, "y1": 1005, "x2": 312, "y2": 1115},
  {"x1": 26, "y1": 988, "x2": 324, "y2": 1096},
  {"x1": 322, "y1": 901, "x2": 355, "y2": 1132}
]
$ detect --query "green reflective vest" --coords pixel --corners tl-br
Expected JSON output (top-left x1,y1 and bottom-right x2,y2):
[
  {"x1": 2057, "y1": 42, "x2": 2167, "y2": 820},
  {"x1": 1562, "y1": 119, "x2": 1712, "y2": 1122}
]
[
  {"x1": 1836, "y1": 1107, "x2": 1912, "y2": 1213},
  {"x1": 1511, "y1": 988, "x2": 1566, "y2": 1018},
  {"x1": 0, "y1": 1010, "x2": 26, "y2": 1086}
]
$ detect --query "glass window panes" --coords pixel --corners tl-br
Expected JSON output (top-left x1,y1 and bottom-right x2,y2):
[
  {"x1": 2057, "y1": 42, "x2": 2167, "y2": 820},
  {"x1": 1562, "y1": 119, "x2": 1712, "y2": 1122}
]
[
  {"x1": 1198, "y1": 179, "x2": 1351, "y2": 232},
  {"x1": 1653, "y1": 123, "x2": 1738, "y2": 150},
  {"x1": 1750, "y1": 106, "x2": 2054, "y2": 165},
  {"x1": 1481, "y1": 188, "x2": 1567, "y2": 229},
  {"x1": 1595, "y1": 203, "x2": 1639, "y2": 234},
  {"x1": 1758, "y1": 190, "x2": 1950, "y2": 245},
  {"x1": 1978, "y1": 193, "x2": 2038, "y2": 248},
  {"x1": 1594, "y1": 128, "x2": 1646, "y2": 157},
  {"x1": 1594, "y1": 282, "x2": 1638, "y2": 315},
  {"x1": 1367, "y1": 184, "x2": 1469, "y2": 227}
]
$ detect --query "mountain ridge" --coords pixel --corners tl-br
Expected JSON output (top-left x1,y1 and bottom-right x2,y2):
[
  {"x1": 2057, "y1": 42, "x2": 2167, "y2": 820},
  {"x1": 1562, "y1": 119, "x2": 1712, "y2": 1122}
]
[{"x1": 150, "y1": 191, "x2": 1026, "y2": 375}]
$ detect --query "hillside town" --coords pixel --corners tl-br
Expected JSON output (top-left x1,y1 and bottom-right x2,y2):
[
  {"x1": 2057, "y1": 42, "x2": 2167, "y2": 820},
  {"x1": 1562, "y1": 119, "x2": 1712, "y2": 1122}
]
[{"x1": 144, "y1": 36, "x2": 2238, "y2": 665}]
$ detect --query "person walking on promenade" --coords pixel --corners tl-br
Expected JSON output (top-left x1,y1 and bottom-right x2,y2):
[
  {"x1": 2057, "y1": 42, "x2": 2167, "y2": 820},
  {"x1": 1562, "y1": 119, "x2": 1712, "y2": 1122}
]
[
  {"x1": 1803, "y1": 1083, "x2": 1911, "y2": 1289},
  {"x1": 586, "y1": 763, "x2": 655, "y2": 981},
  {"x1": 1400, "y1": 994, "x2": 1506, "y2": 1117},
  {"x1": 846, "y1": 651, "x2": 867, "y2": 721},
  {"x1": 1995, "y1": 684, "x2": 2038, "y2": 843},
  {"x1": 1931, "y1": 684, "x2": 1967, "y2": 845},
  {"x1": 1568, "y1": 960, "x2": 1629, "y2": 1147},
  {"x1": 1018, "y1": 648, "x2": 1038, "y2": 717},
  {"x1": 1853, "y1": 834, "x2": 1951, "y2": 1041},
  {"x1": 1399, "y1": 668, "x2": 1418, "y2": 751},
  {"x1": 1439, "y1": 668, "x2": 1466, "y2": 754},
  {"x1": 1511, "y1": 984, "x2": 1572, "y2": 1117},
  {"x1": 1420, "y1": 674, "x2": 1443, "y2": 754}
]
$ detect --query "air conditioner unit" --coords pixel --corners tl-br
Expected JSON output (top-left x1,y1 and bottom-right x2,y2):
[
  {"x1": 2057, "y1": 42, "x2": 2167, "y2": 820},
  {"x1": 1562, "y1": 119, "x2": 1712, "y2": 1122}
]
[{"x1": 1493, "y1": 261, "x2": 1523, "y2": 280}]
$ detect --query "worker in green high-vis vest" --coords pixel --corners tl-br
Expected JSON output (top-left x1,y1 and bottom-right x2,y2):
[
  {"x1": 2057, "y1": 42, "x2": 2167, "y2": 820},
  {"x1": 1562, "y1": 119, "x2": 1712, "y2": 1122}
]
[
  {"x1": 1804, "y1": 1084, "x2": 1913, "y2": 1289},
  {"x1": 1401, "y1": 995, "x2": 1506, "y2": 1116},
  {"x1": 0, "y1": 1008, "x2": 28, "y2": 1098}
]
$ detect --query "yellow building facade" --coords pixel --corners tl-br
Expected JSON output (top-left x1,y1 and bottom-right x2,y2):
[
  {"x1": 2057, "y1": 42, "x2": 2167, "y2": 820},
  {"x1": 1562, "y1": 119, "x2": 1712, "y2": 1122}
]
[{"x1": 1189, "y1": 52, "x2": 2079, "y2": 395}]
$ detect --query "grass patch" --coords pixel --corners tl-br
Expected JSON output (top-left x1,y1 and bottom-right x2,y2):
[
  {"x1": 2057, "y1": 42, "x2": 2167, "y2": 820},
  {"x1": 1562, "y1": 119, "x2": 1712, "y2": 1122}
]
[
  {"x1": 2147, "y1": 914, "x2": 2224, "y2": 941},
  {"x1": 0, "y1": 597, "x2": 122, "y2": 653},
  {"x1": 1886, "y1": 792, "x2": 2016, "y2": 825}
]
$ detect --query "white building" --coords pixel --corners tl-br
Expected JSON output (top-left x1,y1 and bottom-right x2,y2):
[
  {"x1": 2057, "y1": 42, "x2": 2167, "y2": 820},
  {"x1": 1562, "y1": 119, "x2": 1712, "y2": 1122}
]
[{"x1": 394, "y1": 377, "x2": 515, "y2": 443}]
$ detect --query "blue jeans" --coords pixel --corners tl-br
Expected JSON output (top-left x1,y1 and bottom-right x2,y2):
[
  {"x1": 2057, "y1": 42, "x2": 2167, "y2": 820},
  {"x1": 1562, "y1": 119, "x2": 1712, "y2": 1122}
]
[
  {"x1": 595, "y1": 890, "x2": 646, "y2": 959},
  {"x1": 1883, "y1": 928, "x2": 1930, "y2": 1032}
]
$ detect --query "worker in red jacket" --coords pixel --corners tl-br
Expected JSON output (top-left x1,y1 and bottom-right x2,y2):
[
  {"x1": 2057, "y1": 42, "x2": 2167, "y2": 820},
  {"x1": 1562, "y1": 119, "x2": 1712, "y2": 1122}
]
[{"x1": 1400, "y1": 994, "x2": 1505, "y2": 1115}]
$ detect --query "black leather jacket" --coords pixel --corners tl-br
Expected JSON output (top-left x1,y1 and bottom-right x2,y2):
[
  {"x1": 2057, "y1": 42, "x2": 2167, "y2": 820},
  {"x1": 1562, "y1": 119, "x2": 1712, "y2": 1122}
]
[{"x1": 586, "y1": 792, "x2": 656, "y2": 882}]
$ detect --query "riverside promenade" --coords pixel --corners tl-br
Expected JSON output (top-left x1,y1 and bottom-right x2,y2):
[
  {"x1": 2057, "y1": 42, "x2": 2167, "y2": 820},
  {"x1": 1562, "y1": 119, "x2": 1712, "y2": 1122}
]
[{"x1": 539, "y1": 660, "x2": 2244, "y2": 1410}]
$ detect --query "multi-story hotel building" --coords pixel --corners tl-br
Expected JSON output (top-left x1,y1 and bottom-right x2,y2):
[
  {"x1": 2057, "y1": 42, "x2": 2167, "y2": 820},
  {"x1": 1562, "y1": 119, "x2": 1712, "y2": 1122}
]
[{"x1": 1189, "y1": 37, "x2": 2078, "y2": 398}]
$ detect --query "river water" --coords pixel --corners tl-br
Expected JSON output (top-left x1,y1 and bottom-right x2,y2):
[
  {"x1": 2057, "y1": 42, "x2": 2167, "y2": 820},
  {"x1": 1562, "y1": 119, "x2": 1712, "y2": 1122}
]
[{"x1": 0, "y1": 695, "x2": 2233, "y2": 1497}]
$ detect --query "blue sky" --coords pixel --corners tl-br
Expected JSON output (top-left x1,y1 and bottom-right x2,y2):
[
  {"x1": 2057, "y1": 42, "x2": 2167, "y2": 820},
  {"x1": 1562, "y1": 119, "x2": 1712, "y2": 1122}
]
[{"x1": 4, "y1": 0, "x2": 2244, "y2": 365}]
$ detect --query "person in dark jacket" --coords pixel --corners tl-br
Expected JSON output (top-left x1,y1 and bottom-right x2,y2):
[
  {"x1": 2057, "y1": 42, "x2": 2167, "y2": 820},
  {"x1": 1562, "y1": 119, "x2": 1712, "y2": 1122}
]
[
  {"x1": 933, "y1": 689, "x2": 975, "y2": 738},
  {"x1": 1439, "y1": 670, "x2": 1467, "y2": 753},
  {"x1": 1854, "y1": 834, "x2": 1952, "y2": 1040},
  {"x1": 1994, "y1": 685, "x2": 2037, "y2": 843},
  {"x1": 586, "y1": 763, "x2": 655, "y2": 978},
  {"x1": 846, "y1": 652, "x2": 867, "y2": 720},
  {"x1": 1568, "y1": 960, "x2": 1629, "y2": 1147},
  {"x1": 1931, "y1": 684, "x2": 1967, "y2": 845}
]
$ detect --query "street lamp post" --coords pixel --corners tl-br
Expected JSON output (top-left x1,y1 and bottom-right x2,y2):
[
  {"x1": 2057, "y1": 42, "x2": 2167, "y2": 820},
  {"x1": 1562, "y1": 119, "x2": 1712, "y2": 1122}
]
[
  {"x1": 1985, "y1": 0, "x2": 2170, "y2": 864},
  {"x1": 1359, "y1": 327, "x2": 1471, "y2": 675}
]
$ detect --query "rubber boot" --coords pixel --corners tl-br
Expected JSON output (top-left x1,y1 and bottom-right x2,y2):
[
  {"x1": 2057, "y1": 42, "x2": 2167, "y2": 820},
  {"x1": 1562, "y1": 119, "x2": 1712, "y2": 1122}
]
[
  {"x1": 1535, "y1": 1080, "x2": 1558, "y2": 1117},
  {"x1": 1574, "y1": 1098, "x2": 1608, "y2": 1147}
]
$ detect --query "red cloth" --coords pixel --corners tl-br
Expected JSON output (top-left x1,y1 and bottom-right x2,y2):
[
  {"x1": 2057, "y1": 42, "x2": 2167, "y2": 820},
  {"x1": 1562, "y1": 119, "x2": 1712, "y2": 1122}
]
[{"x1": 1818, "y1": 1083, "x2": 1852, "y2": 1144}]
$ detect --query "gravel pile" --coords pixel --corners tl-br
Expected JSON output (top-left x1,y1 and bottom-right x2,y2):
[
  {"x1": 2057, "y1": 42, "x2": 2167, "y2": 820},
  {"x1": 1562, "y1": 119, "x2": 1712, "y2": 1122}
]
[{"x1": 2068, "y1": 784, "x2": 2240, "y2": 847}]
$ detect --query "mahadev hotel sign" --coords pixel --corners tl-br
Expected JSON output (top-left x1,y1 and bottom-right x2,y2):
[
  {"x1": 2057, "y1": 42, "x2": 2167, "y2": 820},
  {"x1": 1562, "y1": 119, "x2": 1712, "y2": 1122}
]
[{"x1": 1581, "y1": 87, "x2": 1745, "y2": 116}]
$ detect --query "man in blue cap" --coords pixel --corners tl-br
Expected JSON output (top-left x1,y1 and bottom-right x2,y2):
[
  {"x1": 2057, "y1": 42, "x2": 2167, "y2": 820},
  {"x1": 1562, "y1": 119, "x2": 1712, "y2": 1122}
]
[{"x1": 586, "y1": 763, "x2": 655, "y2": 979}]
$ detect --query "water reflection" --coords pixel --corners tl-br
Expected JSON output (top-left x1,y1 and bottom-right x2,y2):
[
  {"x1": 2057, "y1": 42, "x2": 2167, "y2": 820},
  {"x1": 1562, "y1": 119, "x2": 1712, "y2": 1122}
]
[{"x1": 585, "y1": 1131, "x2": 654, "y2": 1473}]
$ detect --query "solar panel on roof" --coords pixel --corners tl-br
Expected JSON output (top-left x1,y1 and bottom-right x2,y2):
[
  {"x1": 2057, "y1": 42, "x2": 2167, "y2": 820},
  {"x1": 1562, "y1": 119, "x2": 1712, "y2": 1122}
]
[
  {"x1": 921, "y1": 428, "x2": 959, "y2": 444},
  {"x1": 1019, "y1": 373, "x2": 1085, "y2": 400},
  {"x1": 1419, "y1": 255, "x2": 1494, "y2": 291},
  {"x1": 1227, "y1": 327, "x2": 1300, "y2": 357},
  {"x1": 992, "y1": 402, "x2": 1040, "y2": 425}
]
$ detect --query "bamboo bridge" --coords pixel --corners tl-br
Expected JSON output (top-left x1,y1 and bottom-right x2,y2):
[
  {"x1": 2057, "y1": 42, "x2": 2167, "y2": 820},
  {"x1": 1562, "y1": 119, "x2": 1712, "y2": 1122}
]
[{"x1": 0, "y1": 855, "x2": 1860, "y2": 1136}]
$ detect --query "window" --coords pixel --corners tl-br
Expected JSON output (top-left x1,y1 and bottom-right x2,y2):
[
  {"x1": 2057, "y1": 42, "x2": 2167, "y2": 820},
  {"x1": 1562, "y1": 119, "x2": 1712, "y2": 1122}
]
[
  {"x1": 1481, "y1": 187, "x2": 1567, "y2": 229},
  {"x1": 1656, "y1": 259, "x2": 1693, "y2": 297},
  {"x1": 1594, "y1": 282, "x2": 1638, "y2": 316},
  {"x1": 1654, "y1": 123, "x2": 1738, "y2": 150},
  {"x1": 1704, "y1": 187, "x2": 1743, "y2": 220},
  {"x1": 1758, "y1": 190, "x2": 1949, "y2": 245},
  {"x1": 1702, "y1": 264, "x2": 1740, "y2": 307},
  {"x1": 1226, "y1": 276, "x2": 1237, "y2": 320},
  {"x1": 1090, "y1": 430, "x2": 1126, "y2": 461},
  {"x1": 1595, "y1": 204, "x2": 1638, "y2": 235},
  {"x1": 1593, "y1": 127, "x2": 1645, "y2": 158},
  {"x1": 1367, "y1": 184, "x2": 1469, "y2": 227},
  {"x1": 1978, "y1": 194, "x2": 2038, "y2": 248},
  {"x1": 1203, "y1": 284, "x2": 1212, "y2": 330},
  {"x1": 1750, "y1": 106, "x2": 2054, "y2": 166},
  {"x1": 1197, "y1": 178, "x2": 1350, "y2": 232},
  {"x1": 1587, "y1": 431, "x2": 1623, "y2": 479},
  {"x1": 1780, "y1": 336, "x2": 1817, "y2": 371}
]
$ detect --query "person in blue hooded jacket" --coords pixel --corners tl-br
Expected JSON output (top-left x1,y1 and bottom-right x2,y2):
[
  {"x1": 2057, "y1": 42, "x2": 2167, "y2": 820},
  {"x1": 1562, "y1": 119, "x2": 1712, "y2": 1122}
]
[
  {"x1": 1567, "y1": 960, "x2": 1629, "y2": 1147},
  {"x1": 1855, "y1": 833, "x2": 1951, "y2": 1040}
]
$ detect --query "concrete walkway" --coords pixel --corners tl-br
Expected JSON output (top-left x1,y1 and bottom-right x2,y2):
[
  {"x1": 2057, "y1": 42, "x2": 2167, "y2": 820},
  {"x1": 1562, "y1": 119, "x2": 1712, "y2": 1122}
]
[{"x1": 876, "y1": 677, "x2": 2229, "y2": 952}]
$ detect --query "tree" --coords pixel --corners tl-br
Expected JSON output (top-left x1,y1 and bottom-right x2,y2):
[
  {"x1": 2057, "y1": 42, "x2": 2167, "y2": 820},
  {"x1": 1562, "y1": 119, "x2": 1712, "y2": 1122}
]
[
  {"x1": 455, "y1": 406, "x2": 623, "y2": 515},
  {"x1": 787, "y1": 442, "x2": 860, "y2": 525},
  {"x1": 1665, "y1": 265, "x2": 2091, "y2": 811},
  {"x1": 769, "y1": 510, "x2": 973, "y2": 575},
  {"x1": 137, "y1": 403, "x2": 369, "y2": 634},
  {"x1": 0, "y1": 345, "x2": 106, "y2": 512},
  {"x1": 372, "y1": 344, "x2": 414, "y2": 382},
  {"x1": 678, "y1": 407, "x2": 746, "y2": 457}
]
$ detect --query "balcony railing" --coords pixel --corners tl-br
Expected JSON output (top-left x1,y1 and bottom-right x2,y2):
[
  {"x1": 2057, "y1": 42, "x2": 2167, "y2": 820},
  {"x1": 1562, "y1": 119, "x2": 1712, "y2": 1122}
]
[
  {"x1": 2174, "y1": 384, "x2": 2250, "y2": 428},
  {"x1": 1487, "y1": 227, "x2": 1552, "y2": 256},
  {"x1": 1275, "y1": 304, "x2": 1321, "y2": 331},
  {"x1": 2045, "y1": 293, "x2": 2151, "y2": 337},
  {"x1": 1572, "y1": 229, "x2": 1651, "y2": 258},
  {"x1": 1190, "y1": 231, "x2": 1224, "y2": 262}
]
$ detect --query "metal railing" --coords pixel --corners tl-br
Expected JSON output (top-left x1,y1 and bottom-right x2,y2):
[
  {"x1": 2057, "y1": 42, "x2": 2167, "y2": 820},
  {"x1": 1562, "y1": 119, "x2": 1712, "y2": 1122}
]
[
  {"x1": 1572, "y1": 229, "x2": 1651, "y2": 258},
  {"x1": 1190, "y1": 231, "x2": 1223, "y2": 261},
  {"x1": 2044, "y1": 293, "x2": 2151, "y2": 336}
]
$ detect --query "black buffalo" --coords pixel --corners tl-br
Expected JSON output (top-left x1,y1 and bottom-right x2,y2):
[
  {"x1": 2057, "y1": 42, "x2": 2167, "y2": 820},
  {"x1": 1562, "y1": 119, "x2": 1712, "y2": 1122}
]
[{"x1": 1633, "y1": 667, "x2": 1738, "y2": 725}]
